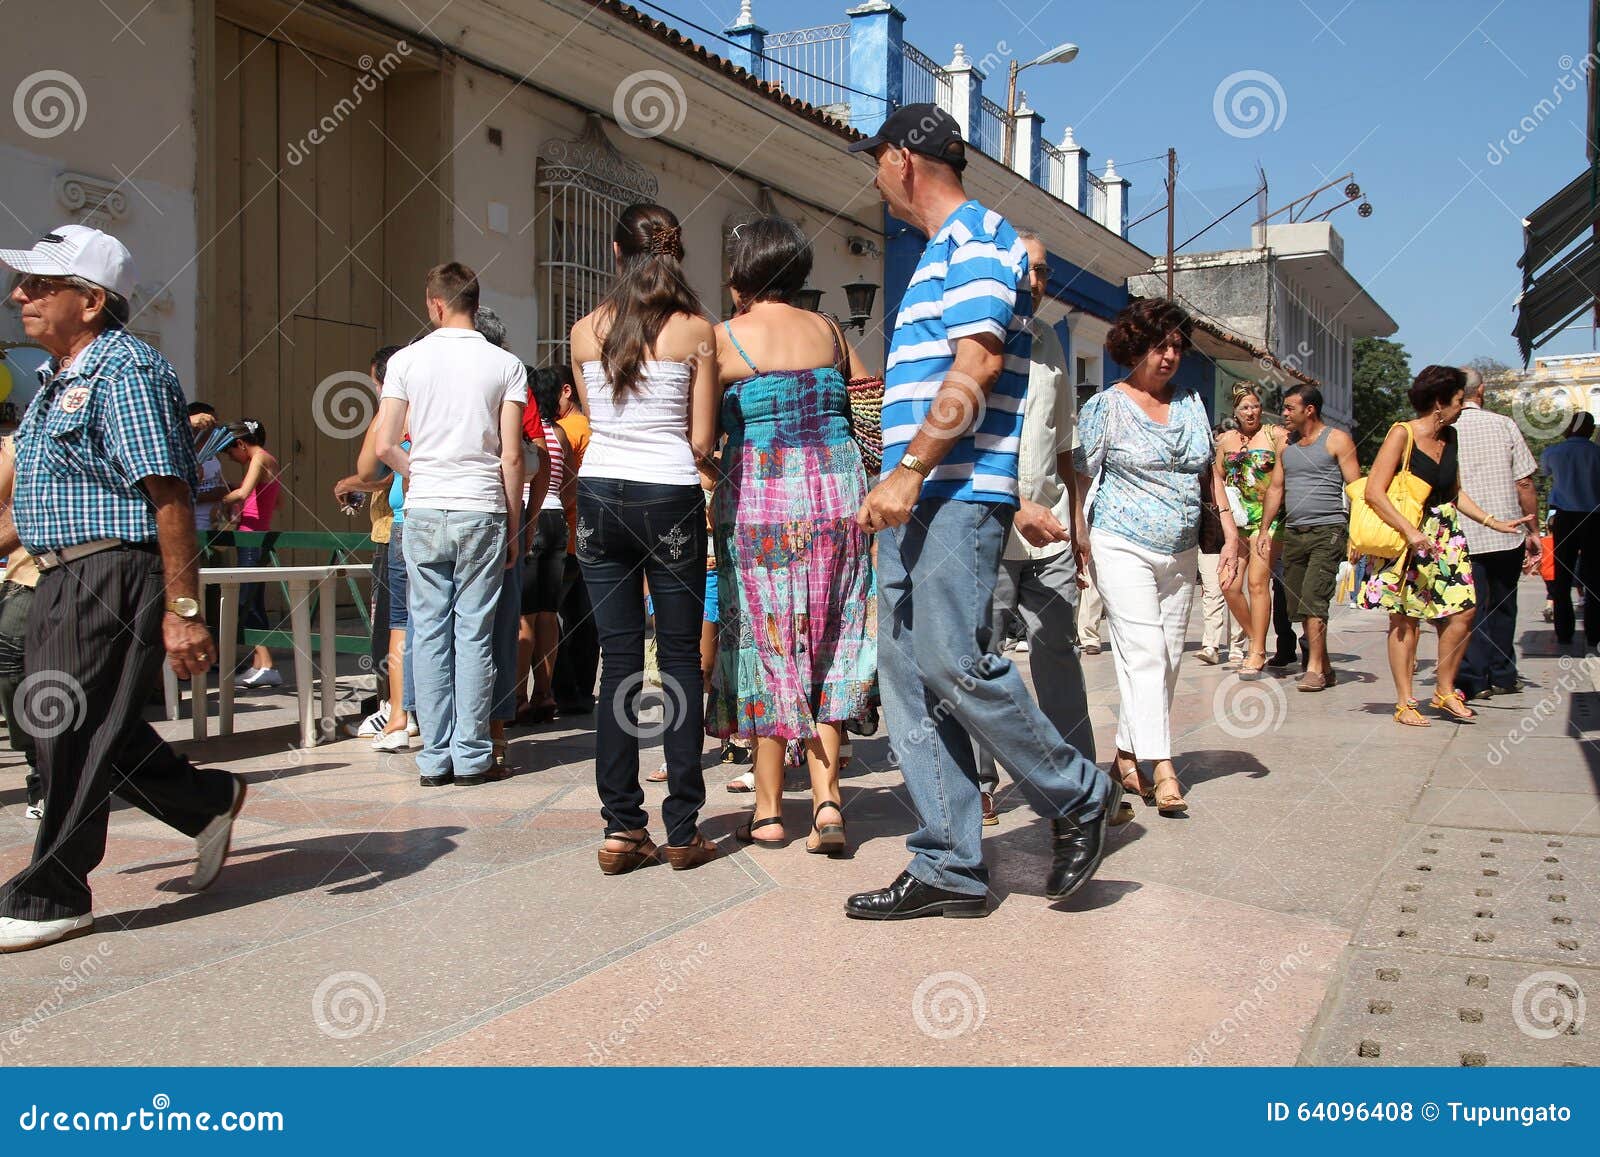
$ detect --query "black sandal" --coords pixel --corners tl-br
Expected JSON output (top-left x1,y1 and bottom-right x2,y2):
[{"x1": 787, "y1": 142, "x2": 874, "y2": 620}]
[
  {"x1": 735, "y1": 815, "x2": 786, "y2": 849},
  {"x1": 807, "y1": 800, "x2": 847, "y2": 856}
]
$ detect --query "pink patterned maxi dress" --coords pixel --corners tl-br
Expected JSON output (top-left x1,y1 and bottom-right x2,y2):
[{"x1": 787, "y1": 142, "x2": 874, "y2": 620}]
[{"x1": 707, "y1": 329, "x2": 877, "y2": 740}]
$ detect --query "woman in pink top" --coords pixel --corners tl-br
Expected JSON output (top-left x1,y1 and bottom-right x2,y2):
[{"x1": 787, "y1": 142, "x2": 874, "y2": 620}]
[{"x1": 221, "y1": 420, "x2": 284, "y2": 688}]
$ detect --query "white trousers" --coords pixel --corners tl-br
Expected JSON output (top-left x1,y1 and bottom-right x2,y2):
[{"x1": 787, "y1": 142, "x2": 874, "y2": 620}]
[
  {"x1": 1090, "y1": 530, "x2": 1198, "y2": 762},
  {"x1": 1077, "y1": 570, "x2": 1106, "y2": 645},
  {"x1": 1197, "y1": 551, "x2": 1246, "y2": 657}
]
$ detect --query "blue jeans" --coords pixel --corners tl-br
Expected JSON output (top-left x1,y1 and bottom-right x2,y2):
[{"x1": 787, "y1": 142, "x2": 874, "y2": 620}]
[
  {"x1": 877, "y1": 498, "x2": 1109, "y2": 896},
  {"x1": 491, "y1": 548, "x2": 523, "y2": 723},
  {"x1": 403, "y1": 508, "x2": 509, "y2": 778},
  {"x1": 389, "y1": 527, "x2": 415, "y2": 713}
]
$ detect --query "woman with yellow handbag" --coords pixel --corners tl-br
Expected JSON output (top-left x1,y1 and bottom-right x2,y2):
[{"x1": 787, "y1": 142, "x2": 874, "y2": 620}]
[{"x1": 1354, "y1": 366, "x2": 1534, "y2": 726}]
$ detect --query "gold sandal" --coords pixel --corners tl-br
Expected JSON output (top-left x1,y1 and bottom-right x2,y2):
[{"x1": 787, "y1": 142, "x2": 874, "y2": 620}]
[
  {"x1": 1394, "y1": 701, "x2": 1430, "y2": 728},
  {"x1": 1153, "y1": 772, "x2": 1187, "y2": 814},
  {"x1": 1113, "y1": 750, "x2": 1154, "y2": 805},
  {"x1": 1430, "y1": 691, "x2": 1476, "y2": 722}
]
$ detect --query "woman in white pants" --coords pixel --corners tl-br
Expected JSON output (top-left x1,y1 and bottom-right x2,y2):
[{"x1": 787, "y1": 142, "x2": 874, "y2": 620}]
[
  {"x1": 1197, "y1": 426, "x2": 1247, "y2": 664},
  {"x1": 1074, "y1": 298, "x2": 1243, "y2": 813}
]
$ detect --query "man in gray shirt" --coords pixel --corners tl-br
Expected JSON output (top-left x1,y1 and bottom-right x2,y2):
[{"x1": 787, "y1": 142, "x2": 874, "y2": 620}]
[{"x1": 1258, "y1": 383, "x2": 1360, "y2": 691}]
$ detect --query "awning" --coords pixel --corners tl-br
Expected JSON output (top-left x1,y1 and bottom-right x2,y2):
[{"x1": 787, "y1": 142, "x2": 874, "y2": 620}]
[
  {"x1": 1515, "y1": 236, "x2": 1600, "y2": 363},
  {"x1": 1520, "y1": 163, "x2": 1600, "y2": 278}
]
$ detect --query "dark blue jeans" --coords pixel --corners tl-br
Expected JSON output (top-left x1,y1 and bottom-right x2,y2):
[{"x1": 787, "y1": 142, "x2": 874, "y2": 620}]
[{"x1": 577, "y1": 478, "x2": 706, "y2": 845}]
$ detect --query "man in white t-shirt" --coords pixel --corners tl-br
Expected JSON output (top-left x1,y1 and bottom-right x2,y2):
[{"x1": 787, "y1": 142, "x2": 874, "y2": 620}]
[{"x1": 375, "y1": 262, "x2": 526, "y2": 787}]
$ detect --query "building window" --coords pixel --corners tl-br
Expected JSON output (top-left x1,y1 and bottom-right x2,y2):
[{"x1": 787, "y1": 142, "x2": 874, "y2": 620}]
[{"x1": 535, "y1": 115, "x2": 659, "y2": 368}]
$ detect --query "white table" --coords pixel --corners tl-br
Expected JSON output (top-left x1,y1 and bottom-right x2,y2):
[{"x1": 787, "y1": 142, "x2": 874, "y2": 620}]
[{"x1": 164, "y1": 564, "x2": 371, "y2": 748}]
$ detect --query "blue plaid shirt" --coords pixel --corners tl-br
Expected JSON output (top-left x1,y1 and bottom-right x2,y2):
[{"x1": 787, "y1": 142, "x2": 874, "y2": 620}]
[{"x1": 12, "y1": 328, "x2": 197, "y2": 554}]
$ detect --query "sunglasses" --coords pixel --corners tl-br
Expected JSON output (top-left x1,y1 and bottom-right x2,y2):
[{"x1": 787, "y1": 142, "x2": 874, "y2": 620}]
[{"x1": 10, "y1": 273, "x2": 79, "y2": 298}]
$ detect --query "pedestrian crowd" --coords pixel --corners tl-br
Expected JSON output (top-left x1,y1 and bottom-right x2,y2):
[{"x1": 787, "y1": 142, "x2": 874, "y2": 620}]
[{"x1": 0, "y1": 103, "x2": 1585, "y2": 951}]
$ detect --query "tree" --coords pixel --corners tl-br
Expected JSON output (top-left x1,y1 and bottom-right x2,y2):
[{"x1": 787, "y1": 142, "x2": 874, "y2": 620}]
[{"x1": 1351, "y1": 337, "x2": 1412, "y2": 467}]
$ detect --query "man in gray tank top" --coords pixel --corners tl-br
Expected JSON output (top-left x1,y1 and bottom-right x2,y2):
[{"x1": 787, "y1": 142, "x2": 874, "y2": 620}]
[{"x1": 1258, "y1": 384, "x2": 1360, "y2": 691}]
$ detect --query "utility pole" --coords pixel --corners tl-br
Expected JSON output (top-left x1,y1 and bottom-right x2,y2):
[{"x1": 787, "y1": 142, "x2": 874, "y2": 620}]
[{"x1": 1165, "y1": 147, "x2": 1176, "y2": 299}]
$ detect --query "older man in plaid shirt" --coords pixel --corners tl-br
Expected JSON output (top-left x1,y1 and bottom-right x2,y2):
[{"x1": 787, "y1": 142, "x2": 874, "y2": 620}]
[
  {"x1": 1455, "y1": 367, "x2": 1541, "y2": 700},
  {"x1": 0, "y1": 225, "x2": 244, "y2": 953}
]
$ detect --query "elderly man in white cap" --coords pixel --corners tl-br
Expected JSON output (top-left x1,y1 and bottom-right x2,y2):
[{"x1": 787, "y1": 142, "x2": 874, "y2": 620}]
[{"x1": 0, "y1": 225, "x2": 245, "y2": 953}]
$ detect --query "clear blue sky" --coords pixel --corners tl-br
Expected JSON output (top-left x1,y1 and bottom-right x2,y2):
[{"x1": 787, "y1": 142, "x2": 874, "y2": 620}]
[{"x1": 660, "y1": 0, "x2": 1596, "y2": 370}]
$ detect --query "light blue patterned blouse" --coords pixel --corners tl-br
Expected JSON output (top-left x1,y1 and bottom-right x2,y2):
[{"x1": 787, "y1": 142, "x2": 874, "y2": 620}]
[{"x1": 1073, "y1": 383, "x2": 1214, "y2": 554}]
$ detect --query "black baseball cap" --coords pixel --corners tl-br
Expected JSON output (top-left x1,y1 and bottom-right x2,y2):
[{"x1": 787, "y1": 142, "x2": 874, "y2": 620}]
[{"x1": 848, "y1": 103, "x2": 968, "y2": 172}]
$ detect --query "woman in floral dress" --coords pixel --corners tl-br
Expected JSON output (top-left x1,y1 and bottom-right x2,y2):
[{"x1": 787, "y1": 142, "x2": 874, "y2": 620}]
[
  {"x1": 1215, "y1": 382, "x2": 1285, "y2": 676},
  {"x1": 709, "y1": 218, "x2": 877, "y2": 855},
  {"x1": 1358, "y1": 365, "x2": 1534, "y2": 726}
]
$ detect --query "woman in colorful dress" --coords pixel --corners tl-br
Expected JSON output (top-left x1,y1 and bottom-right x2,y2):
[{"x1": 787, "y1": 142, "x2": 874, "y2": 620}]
[
  {"x1": 1359, "y1": 365, "x2": 1534, "y2": 726},
  {"x1": 1215, "y1": 382, "x2": 1285, "y2": 677},
  {"x1": 710, "y1": 217, "x2": 877, "y2": 856}
]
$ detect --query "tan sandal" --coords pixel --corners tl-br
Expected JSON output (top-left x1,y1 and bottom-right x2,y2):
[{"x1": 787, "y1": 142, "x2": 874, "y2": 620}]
[
  {"x1": 1153, "y1": 773, "x2": 1188, "y2": 814},
  {"x1": 1113, "y1": 750, "x2": 1154, "y2": 804},
  {"x1": 1430, "y1": 691, "x2": 1476, "y2": 722},
  {"x1": 663, "y1": 832, "x2": 719, "y2": 871},
  {"x1": 597, "y1": 830, "x2": 658, "y2": 875}
]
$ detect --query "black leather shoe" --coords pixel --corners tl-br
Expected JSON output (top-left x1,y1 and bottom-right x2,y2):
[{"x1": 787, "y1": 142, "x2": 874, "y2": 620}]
[
  {"x1": 845, "y1": 870, "x2": 988, "y2": 920},
  {"x1": 419, "y1": 773, "x2": 454, "y2": 788},
  {"x1": 1489, "y1": 681, "x2": 1524, "y2": 696},
  {"x1": 456, "y1": 767, "x2": 510, "y2": 786},
  {"x1": 1045, "y1": 780, "x2": 1123, "y2": 900}
]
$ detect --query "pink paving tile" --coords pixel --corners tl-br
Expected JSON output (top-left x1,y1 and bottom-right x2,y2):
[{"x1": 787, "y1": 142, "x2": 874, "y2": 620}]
[{"x1": 410, "y1": 881, "x2": 1346, "y2": 1067}]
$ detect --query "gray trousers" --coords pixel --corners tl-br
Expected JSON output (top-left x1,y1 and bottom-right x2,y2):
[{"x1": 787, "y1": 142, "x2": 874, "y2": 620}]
[{"x1": 977, "y1": 549, "x2": 1096, "y2": 791}]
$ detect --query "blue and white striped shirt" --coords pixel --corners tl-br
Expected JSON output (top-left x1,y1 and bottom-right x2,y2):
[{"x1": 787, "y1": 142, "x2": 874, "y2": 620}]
[
  {"x1": 12, "y1": 328, "x2": 197, "y2": 554},
  {"x1": 882, "y1": 200, "x2": 1032, "y2": 505}
]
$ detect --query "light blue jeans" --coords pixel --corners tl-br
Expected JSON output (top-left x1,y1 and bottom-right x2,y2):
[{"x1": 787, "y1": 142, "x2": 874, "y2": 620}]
[
  {"x1": 877, "y1": 498, "x2": 1110, "y2": 896},
  {"x1": 403, "y1": 508, "x2": 508, "y2": 778}
]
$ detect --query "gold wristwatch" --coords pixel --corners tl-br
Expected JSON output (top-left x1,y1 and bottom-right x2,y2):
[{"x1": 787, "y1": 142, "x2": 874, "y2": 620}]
[
  {"x1": 166, "y1": 597, "x2": 201, "y2": 620},
  {"x1": 899, "y1": 453, "x2": 931, "y2": 478}
]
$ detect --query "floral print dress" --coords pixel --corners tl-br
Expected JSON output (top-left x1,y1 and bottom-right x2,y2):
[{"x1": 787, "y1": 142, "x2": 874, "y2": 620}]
[
  {"x1": 1223, "y1": 444, "x2": 1284, "y2": 538},
  {"x1": 1357, "y1": 427, "x2": 1476, "y2": 620},
  {"x1": 707, "y1": 327, "x2": 878, "y2": 740}
]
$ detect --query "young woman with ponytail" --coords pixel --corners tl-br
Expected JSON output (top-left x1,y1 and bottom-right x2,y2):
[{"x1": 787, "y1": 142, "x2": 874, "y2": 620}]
[{"x1": 569, "y1": 203, "x2": 722, "y2": 874}]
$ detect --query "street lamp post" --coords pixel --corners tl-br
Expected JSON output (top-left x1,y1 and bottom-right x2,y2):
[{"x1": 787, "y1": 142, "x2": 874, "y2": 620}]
[{"x1": 1002, "y1": 42, "x2": 1079, "y2": 168}]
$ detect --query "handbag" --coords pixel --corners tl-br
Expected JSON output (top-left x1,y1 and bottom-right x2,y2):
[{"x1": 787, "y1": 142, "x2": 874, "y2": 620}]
[
  {"x1": 1223, "y1": 483, "x2": 1250, "y2": 528},
  {"x1": 1346, "y1": 422, "x2": 1432, "y2": 560},
  {"x1": 1197, "y1": 469, "x2": 1227, "y2": 554}
]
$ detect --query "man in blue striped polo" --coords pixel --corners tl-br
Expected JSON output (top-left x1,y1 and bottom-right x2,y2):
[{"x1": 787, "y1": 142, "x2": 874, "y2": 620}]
[{"x1": 845, "y1": 105, "x2": 1121, "y2": 920}]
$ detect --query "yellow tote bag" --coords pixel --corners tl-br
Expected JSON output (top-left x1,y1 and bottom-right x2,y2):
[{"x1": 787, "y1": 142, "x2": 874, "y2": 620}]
[{"x1": 1346, "y1": 422, "x2": 1432, "y2": 560}]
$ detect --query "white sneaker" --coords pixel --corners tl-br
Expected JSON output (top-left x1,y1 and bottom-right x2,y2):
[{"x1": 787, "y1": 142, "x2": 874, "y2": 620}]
[
  {"x1": 234, "y1": 667, "x2": 284, "y2": 690},
  {"x1": 24, "y1": 803, "x2": 42, "y2": 821},
  {"x1": 372, "y1": 729, "x2": 412, "y2": 752},
  {"x1": 407, "y1": 718, "x2": 420, "y2": 738},
  {"x1": 1012, "y1": 639, "x2": 1030, "y2": 653},
  {"x1": 342, "y1": 704, "x2": 390, "y2": 739},
  {"x1": 1196, "y1": 646, "x2": 1219, "y2": 665},
  {"x1": 191, "y1": 776, "x2": 247, "y2": 890},
  {"x1": 0, "y1": 913, "x2": 93, "y2": 953}
]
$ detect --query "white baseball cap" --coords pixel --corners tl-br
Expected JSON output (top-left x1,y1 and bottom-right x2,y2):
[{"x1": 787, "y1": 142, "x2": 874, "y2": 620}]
[{"x1": 0, "y1": 223, "x2": 135, "y2": 300}]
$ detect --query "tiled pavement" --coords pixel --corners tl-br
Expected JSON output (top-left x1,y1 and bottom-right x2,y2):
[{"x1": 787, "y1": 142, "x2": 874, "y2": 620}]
[{"x1": 1, "y1": 580, "x2": 1596, "y2": 1066}]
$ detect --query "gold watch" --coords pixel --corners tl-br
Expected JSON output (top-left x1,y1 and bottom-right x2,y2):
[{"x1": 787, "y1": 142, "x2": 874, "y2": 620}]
[
  {"x1": 899, "y1": 453, "x2": 931, "y2": 478},
  {"x1": 166, "y1": 597, "x2": 201, "y2": 620}
]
